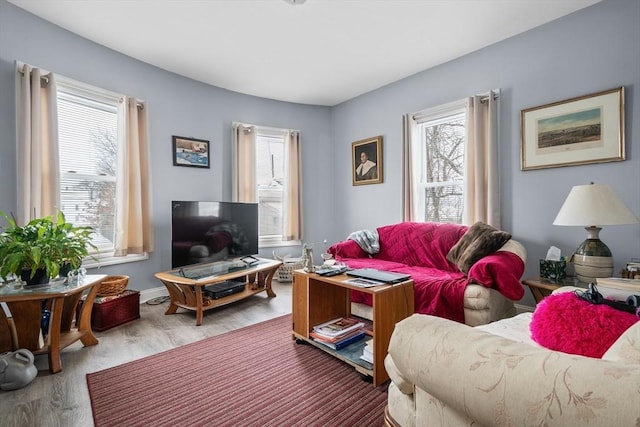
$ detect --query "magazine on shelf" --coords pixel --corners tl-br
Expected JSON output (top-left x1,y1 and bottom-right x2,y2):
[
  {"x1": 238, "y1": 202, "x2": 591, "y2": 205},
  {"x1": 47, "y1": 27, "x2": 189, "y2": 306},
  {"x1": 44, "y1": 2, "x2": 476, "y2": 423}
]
[
  {"x1": 344, "y1": 277, "x2": 384, "y2": 288},
  {"x1": 313, "y1": 331, "x2": 366, "y2": 350},
  {"x1": 313, "y1": 317, "x2": 365, "y2": 337}
]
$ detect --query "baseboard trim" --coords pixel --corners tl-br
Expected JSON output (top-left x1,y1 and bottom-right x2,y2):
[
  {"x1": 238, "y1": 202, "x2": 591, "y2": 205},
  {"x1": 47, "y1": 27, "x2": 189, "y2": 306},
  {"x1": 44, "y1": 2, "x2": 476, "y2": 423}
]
[{"x1": 139, "y1": 286, "x2": 168, "y2": 304}]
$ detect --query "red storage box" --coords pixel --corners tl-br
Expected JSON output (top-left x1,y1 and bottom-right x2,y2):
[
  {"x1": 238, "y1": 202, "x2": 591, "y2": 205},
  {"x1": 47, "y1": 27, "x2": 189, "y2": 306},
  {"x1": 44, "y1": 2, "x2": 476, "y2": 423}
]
[{"x1": 78, "y1": 290, "x2": 140, "y2": 332}]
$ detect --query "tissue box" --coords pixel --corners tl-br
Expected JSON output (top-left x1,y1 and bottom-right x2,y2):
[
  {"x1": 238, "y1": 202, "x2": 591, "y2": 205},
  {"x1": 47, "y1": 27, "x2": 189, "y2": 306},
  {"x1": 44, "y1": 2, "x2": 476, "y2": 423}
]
[{"x1": 540, "y1": 259, "x2": 566, "y2": 281}]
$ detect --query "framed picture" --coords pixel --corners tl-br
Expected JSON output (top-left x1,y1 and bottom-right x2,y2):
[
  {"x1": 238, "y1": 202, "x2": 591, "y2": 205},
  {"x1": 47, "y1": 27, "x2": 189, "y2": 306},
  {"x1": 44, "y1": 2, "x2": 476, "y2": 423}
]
[
  {"x1": 521, "y1": 87, "x2": 624, "y2": 170},
  {"x1": 172, "y1": 135, "x2": 210, "y2": 168},
  {"x1": 352, "y1": 136, "x2": 383, "y2": 185}
]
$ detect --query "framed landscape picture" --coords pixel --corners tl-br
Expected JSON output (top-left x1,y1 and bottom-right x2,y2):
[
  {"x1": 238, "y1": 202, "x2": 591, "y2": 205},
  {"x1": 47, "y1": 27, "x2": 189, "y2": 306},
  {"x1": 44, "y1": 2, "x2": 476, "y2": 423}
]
[
  {"x1": 172, "y1": 135, "x2": 210, "y2": 168},
  {"x1": 520, "y1": 87, "x2": 624, "y2": 170},
  {"x1": 352, "y1": 136, "x2": 383, "y2": 185}
]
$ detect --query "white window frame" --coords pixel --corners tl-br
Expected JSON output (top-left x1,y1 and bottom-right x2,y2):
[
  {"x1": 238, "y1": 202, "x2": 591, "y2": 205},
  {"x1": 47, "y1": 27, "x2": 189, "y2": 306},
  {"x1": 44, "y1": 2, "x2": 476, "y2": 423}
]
[
  {"x1": 254, "y1": 127, "x2": 301, "y2": 248},
  {"x1": 56, "y1": 76, "x2": 147, "y2": 267},
  {"x1": 411, "y1": 99, "x2": 466, "y2": 223}
]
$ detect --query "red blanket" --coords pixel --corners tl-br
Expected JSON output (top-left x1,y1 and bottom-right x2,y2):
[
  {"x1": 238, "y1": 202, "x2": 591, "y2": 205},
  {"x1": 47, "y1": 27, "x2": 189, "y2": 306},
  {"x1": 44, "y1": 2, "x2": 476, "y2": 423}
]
[{"x1": 328, "y1": 222, "x2": 525, "y2": 323}]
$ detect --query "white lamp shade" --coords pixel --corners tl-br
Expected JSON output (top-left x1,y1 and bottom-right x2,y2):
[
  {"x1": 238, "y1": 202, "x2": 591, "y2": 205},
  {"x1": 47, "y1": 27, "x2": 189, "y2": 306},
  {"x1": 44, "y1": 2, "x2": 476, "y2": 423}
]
[{"x1": 553, "y1": 183, "x2": 639, "y2": 226}]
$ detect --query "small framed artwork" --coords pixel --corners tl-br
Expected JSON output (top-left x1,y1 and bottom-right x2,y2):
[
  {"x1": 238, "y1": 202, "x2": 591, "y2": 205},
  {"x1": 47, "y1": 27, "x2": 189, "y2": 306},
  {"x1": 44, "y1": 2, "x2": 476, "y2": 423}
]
[
  {"x1": 172, "y1": 135, "x2": 210, "y2": 168},
  {"x1": 521, "y1": 87, "x2": 624, "y2": 171},
  {"x1": 352, "y1": 136, "x2": 383, "y2": 186}
]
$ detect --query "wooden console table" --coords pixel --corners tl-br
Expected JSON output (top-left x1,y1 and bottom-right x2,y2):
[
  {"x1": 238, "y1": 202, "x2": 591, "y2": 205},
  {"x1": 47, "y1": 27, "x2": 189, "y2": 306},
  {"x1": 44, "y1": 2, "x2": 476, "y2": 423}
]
[
  {"x1": 0, "y1": 274, "x2": 107, "y2": 373},
  {"x1": 292, "y1": 270, "x2": 414, "y2": 386},
  {"x1": 155, "y1": 258, "x2": 282, "y2": 326}
]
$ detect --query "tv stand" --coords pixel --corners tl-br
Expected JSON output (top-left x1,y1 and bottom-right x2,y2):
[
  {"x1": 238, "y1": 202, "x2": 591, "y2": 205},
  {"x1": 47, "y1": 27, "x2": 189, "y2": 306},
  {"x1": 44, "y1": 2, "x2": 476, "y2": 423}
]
[{"x1": 155, "y1": 258, "x2": 281, "y2": 326}]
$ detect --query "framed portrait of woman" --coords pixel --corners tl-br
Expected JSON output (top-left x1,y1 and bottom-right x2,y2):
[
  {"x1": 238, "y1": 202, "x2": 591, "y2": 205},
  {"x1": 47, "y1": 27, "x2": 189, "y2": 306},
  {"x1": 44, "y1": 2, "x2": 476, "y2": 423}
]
[{"x1": 352, "y1": 136, "x2": 383, "y2": 186}]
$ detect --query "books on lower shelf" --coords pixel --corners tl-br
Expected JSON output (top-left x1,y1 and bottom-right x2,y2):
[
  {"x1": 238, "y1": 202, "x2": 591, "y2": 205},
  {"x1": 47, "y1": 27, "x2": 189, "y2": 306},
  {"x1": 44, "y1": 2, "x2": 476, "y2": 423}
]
[
  {"x1": 311, "y1": 317, "x2": 367, "y2": 350},
  {"x1": 595, "y1": 277, "x2": 640, "y2": 301},
  {"x1": 313, "y1": 331, "x2": 367, "y2": 350},
  {"x1": 313, "y1": 317, "x2": 365, "y2": 338},
  {"x1": 360, "y1": 339, "x2": 374, "y2": 364}
]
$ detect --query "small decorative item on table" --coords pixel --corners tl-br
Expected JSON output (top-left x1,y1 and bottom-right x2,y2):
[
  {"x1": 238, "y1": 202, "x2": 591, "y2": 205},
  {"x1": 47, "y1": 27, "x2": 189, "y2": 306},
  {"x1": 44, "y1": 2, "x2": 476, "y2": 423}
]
[{"x1": 539, "y1": 259, "x2": 567, "y2": 281}]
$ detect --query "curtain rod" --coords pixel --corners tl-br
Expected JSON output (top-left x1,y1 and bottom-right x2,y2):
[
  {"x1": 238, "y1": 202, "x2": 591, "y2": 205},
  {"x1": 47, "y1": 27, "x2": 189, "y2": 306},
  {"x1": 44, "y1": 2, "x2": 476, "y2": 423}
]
[
  {"x1": 17, "y1": 64, "x2": 144, "y2": 109},
  {"x1": 479, "y1": 90, "x2": 500, "y2": 103}
]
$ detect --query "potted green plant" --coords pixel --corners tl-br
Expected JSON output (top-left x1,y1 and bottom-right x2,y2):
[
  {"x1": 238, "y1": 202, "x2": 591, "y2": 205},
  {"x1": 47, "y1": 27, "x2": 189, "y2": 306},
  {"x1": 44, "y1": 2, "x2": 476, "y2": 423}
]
[{"x1": 0, "y1": 211, "x2": 97, "y2": 285}]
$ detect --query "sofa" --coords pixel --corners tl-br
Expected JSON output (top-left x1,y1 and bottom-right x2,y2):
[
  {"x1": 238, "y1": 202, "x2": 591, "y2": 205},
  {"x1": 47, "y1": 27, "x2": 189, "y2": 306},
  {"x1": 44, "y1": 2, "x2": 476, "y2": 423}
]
[
  {"x1": 327, "y1": 222, "x2": 526, "y2": 326},
  {"x1": 384, "y1": 288, "x2": 640, "y2": 427}
]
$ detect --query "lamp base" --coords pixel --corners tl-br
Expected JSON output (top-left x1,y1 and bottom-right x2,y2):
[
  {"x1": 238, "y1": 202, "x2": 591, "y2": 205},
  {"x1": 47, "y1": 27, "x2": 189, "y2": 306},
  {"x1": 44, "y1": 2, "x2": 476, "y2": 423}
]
[{"x1": 573, "y1": 227, "x2": 613, "y2": 283}]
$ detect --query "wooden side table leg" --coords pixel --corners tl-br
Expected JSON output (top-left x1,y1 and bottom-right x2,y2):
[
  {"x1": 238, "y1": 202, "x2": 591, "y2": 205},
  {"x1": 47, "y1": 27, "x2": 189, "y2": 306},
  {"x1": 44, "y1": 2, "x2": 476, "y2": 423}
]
[
  {"x1": 78, "y1": 284, "x2": 100, "y2": 347},
  {"x1": 48, "y1": 297, "x2": 64, "y2": 374}
]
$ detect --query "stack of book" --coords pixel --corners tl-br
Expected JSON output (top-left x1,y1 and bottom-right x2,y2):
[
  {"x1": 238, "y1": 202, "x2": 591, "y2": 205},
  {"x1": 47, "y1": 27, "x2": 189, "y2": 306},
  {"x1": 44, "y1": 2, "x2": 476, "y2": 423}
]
[
  {"x1": 360, "y1": 339, "x2": 374, "y2": 364},
  {"x1": 596, "y1": 277, "x2": 640, "y2": 301},
  {"x1": 310, "y1": 317, "x2": 366, "y2": 350}
]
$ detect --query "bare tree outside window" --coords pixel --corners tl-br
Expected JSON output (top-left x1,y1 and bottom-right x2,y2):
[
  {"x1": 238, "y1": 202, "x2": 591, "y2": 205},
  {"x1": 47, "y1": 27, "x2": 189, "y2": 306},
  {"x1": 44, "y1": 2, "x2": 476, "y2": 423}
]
[{"x1": 421, "y1": 113, "x2": 465, "y2": 223}]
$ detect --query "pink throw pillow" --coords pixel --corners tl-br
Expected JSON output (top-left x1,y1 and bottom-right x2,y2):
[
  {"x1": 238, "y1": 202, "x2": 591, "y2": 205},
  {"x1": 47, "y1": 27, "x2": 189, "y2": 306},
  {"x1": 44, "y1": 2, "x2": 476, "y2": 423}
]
[{"x1": 530, "y1": 291, "x2": 638, "y2": 358}]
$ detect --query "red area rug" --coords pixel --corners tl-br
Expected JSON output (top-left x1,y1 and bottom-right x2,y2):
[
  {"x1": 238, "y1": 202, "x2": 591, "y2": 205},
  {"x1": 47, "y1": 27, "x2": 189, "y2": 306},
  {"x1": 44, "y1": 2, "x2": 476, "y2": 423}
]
[{"x1": 87, "y1": 315, "x2": 388, "y2": 426}]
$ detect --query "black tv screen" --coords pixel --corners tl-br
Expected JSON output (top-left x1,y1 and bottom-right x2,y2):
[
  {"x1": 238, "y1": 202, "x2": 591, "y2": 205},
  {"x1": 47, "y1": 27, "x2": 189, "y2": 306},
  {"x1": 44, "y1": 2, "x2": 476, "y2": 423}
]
[{"x1": 171, "y1": 201, "x2": 259, "y2": 268}]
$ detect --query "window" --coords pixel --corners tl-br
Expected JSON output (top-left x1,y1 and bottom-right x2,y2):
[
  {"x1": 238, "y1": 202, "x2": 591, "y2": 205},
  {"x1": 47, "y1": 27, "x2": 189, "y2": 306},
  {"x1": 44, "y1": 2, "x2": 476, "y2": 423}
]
[
  {"x1": 56, "y1": 79, "x2": 145, "y2": 266},
  {"x1": 411, "y1": 100, "x2": 466, "y2": 223},
  {"x1": 233, "y1": 122, "x2": 302, "y2": 248},
  {"x1": 255, "y1": 129, "x2": 293, "y2": 246}
]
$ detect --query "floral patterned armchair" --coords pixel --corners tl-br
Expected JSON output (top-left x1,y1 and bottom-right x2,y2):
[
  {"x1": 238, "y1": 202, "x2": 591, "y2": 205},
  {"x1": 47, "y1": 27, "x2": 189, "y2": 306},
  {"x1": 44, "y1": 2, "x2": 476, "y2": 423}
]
[{"x1": 384, "y1": 311, "x2": 640, "y2": 426}]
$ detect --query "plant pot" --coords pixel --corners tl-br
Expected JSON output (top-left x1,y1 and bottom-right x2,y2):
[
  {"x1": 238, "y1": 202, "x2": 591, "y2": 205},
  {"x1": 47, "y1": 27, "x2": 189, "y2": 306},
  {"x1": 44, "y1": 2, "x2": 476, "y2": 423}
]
[
  {"x1": 20, "y1": 268, "x2": 49, "y2": 286},
  {"x1": 59, "y1": 263, "x2": 74, "y2": 278}
]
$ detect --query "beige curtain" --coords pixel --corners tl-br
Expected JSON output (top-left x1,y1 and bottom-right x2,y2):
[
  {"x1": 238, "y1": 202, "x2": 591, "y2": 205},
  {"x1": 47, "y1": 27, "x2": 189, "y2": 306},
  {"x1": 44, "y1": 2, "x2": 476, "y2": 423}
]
[
  {"x1": 232, "y1": 123, "x2": 257, "y2": 202},
  {"x1": 114, "y1": 98, "x2": 154, "y2": 255},
  {"x1": 464, "y1": 92, "x2": 500, "y2": 227},
  {"x1": 16, "y1": 64, "x2": 60, "y2": 224},
  {"x1": 283, "y1": 131, "x2": 302, "y2": 241},
  {"x1": 402, "y1": 114, "x2": 417, "y2": 222}
]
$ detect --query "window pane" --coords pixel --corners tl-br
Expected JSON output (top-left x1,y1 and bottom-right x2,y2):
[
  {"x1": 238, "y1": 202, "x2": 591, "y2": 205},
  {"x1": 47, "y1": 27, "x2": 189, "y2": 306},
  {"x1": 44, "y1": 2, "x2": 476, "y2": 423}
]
[
  {"x1": 255, "y1": 135, "x2": 284, "y2": 238},
  {"x1": 57, "y1": 90, "x2": 118, "y2": 252},
  {"x1": 423, "y1": 115, "x2": 464, "y2": 184},
  {"x1": 414, "y1": 109, "x2": 465, "y2": 224},
  {"x1": 424, "y1": 183, "x2": 463, "y2": 223},
  {"x1": 60, "y1": 174, "x2": 116, "y2": 251}
]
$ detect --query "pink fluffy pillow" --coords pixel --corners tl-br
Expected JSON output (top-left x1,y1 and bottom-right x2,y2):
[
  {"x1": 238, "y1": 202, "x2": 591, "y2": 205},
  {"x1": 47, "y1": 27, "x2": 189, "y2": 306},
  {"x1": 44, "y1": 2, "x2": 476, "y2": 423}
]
[{"x1": 530, "y1": 291, "x2": 638, "y2": 358}]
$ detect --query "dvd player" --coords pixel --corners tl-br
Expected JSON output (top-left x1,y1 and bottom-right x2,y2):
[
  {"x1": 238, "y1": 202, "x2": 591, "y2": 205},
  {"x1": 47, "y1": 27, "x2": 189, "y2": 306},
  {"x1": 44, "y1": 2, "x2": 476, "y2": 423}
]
[{"x1": 203, "y1": 280, "x2": 245, "y2": 299}]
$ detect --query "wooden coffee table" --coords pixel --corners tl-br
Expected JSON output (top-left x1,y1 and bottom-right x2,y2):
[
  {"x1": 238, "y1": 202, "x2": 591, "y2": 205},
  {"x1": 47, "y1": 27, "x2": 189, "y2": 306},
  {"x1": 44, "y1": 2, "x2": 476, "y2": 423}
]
[
  {"x1": 155, "y1": 258, "x2": 282, "y2": 326},
  {"x1": 292, "y1": 270, "x2": 414, "y2": 386}
]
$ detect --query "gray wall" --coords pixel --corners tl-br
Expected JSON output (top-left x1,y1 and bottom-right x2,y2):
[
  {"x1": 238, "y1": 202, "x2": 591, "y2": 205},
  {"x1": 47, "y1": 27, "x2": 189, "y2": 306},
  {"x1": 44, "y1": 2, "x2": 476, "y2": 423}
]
[
  {"x1": 1, "y1": 0, "x2": 638, "y2": 307},
  {"x1": 330, "y1": 0, "x2": 640, "y2": 306},
  {"x1": 0, "y1": 0, "x2": 334, "y2": 291}
]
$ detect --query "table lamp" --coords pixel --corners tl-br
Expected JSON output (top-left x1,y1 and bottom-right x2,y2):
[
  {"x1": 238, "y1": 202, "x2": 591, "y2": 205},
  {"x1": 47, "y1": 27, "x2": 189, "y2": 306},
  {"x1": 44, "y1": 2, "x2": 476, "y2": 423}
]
[{"x1": 553, "y1": 182, "x2": 639, "y2": 283}]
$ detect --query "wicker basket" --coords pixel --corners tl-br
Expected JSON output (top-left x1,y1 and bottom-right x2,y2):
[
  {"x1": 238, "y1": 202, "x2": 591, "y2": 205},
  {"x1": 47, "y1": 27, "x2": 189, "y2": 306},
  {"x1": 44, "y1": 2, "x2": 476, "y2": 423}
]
[
  {"x1": 97, "y1": 275, "x2": 129, "y2": 297},
  {"x1": 276, "y1": 259, "x2": 304, "y2": 282},
  {"x1": 273, "y1": 251, "x2": 304, "y2": 282}
]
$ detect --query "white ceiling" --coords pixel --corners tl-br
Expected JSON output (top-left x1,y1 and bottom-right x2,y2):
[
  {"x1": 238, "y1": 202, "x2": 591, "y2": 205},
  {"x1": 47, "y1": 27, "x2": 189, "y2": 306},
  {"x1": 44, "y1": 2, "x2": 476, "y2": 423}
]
[{"x1": 8, "y1": 0, "x2": 600, "y2": 106}]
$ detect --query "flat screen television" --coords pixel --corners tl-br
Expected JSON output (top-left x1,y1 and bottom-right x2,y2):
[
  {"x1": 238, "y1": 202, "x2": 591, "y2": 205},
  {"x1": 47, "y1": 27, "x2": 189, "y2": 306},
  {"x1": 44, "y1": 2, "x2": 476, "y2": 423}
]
[{"x1": 171, "y1": 201, "x2": 259, "y2": 268}]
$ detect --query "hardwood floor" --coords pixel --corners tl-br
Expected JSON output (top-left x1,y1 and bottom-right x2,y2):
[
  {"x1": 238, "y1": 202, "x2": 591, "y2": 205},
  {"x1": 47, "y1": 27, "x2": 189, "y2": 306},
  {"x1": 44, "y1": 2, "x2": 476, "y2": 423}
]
[{"x1": 0, "y1": 281, "x2": 293, "y2": 427}]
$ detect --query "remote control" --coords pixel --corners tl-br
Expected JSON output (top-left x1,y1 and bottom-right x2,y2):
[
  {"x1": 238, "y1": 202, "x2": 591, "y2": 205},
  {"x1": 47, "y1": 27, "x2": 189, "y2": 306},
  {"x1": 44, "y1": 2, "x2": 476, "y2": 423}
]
[{"x1": 316, "y1": 267, "x2": 347, "y2": 276}]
